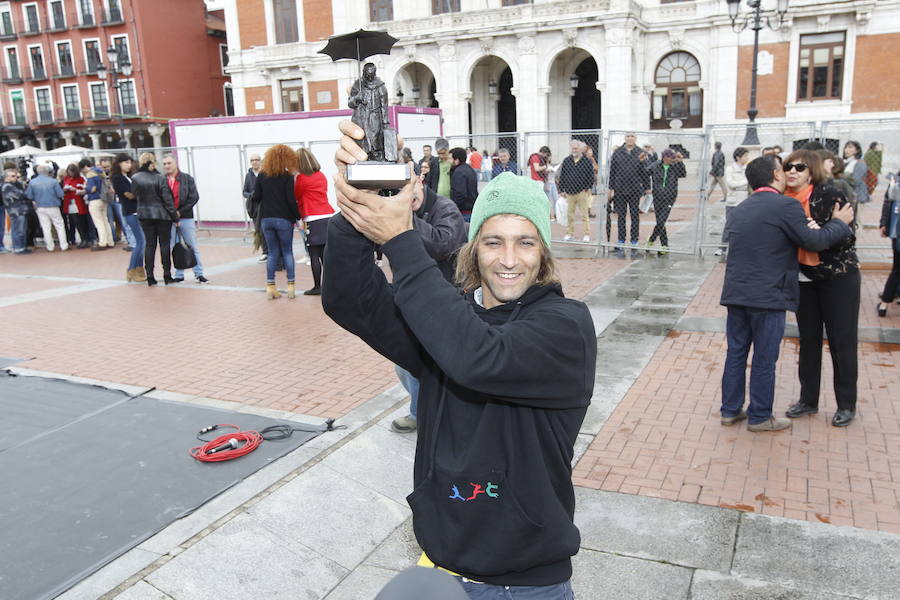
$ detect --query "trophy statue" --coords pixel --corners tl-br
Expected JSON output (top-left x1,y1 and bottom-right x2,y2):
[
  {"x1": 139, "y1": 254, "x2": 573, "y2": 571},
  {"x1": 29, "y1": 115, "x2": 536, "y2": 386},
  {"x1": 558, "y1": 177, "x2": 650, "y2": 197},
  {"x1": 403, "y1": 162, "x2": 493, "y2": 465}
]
[
  {"x1": 318, "y1": 30, "x2": 410, "y2": 191},
  {"x1": 345, "y1": 63, "x2": 410, "y2": 190}
]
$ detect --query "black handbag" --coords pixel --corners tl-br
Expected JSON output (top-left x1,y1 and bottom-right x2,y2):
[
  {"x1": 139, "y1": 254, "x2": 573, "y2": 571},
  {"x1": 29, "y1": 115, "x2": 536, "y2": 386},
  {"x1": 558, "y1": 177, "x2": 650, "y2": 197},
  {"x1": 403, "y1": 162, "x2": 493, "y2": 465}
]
[{"x1": 172, "y1": 240, "x2": 197, "y2": 270}]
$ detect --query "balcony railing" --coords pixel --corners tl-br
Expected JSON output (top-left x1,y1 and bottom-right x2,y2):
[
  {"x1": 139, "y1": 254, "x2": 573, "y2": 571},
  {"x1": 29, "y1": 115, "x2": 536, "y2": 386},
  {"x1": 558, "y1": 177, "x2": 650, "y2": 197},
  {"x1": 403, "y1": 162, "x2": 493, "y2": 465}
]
[
  {"x1": 8, "y1": 112, "x2": 28, "y2": 127},
  {"x1": 92, "y1": 108, "x2": 110, "y2": 120},
  {"x1": 22, "y1": 21, "x2": 41, "y2": 36},
  {"x1": 3, "y1": 73, "x2": 22, "y2": 84},
  {"x1": 103, "y1": 7, "x2": 124, "y2": 24},
  {"x1": 122, "y1": 103, "x2": 138, "y2": 117},
  {"x1": 64, "y1": 108, "x2": 81, "y2": 122},
  {"x1": 0, "y1": 27, "x2": 16, "y2": 40},
  {"x1": 29, "y1": 67, "x2": 48, "y2": 81},
  {"x1": 35, "y1": 110, "x2": 54, "y2": 125},
  {"x1": 56, "y1": 63, "x2": 77, "y2": 78}
]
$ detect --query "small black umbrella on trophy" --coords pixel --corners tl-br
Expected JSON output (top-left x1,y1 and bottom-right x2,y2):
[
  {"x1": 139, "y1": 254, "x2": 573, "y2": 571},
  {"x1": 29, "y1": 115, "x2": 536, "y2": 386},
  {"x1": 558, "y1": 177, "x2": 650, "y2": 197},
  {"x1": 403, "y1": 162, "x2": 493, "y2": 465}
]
[{"x1": 319, "y1": 29, "x2": 410, "y2": 190}]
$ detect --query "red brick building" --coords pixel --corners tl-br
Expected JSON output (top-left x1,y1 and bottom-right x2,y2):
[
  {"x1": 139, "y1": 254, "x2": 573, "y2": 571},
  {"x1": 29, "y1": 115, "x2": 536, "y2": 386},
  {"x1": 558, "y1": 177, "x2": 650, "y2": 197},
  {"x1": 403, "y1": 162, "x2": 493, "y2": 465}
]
[{"x1": 0, "y1": 0, "x2": 230, "y2": 151}]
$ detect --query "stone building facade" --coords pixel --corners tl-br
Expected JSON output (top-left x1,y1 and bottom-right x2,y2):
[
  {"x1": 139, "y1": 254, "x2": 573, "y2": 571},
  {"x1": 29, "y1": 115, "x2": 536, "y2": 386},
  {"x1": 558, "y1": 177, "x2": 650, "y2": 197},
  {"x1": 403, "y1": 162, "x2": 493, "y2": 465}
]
[{"x1": 222, "y1": 0, "x2": 900, "y2": 137}]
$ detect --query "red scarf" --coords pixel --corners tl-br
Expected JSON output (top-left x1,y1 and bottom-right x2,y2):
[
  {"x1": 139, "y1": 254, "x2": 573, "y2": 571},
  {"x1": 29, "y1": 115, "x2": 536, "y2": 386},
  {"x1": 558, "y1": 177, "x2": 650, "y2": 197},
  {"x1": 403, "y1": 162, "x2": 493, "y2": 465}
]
[{"x1": 784, "y1": 184, "x2": 818, "y2": 266}]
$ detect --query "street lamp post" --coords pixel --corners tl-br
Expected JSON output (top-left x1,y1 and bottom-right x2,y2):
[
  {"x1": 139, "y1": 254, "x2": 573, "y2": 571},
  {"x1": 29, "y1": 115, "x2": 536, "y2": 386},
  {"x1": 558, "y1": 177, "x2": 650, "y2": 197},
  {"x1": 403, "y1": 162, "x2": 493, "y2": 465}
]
[
  {"x1": 727, "y1": 0, "x2": 788, "y2": 146},
  {"x1": 96, "y1": 46, "x2": 132, "y2": 149}
]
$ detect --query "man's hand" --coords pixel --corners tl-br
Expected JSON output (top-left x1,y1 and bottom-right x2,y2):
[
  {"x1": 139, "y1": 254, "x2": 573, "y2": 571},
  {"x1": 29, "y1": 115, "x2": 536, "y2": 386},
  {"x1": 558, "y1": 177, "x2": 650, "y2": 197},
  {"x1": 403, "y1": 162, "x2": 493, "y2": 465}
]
[
  {"x1": 335, "y1": 119, "x2": 404, "y2": 174},
  {"x1": 831, "y1": 202, "x2": 854, "y2": 225},
  {"x1": 807, "y1": 218, "x2": 821, "y2": 230},
  {"x1": 333, "y1": 166, "x2": 416, "y2": 245},
  {"x1": 881, "y1": 226, "x2": 888, "y2": 237}
]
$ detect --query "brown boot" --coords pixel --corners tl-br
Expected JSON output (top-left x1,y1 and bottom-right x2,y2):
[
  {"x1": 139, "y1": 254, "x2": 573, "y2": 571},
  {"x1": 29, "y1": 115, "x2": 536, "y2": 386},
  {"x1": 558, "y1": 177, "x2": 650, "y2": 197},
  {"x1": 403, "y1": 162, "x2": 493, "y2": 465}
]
[
  {"x1": 266, "y1": 282, "x2": 281, "y2": 299},
  {"x1": 132, "y1": 267, "x2": 147, "y2": 282},
  {"x1": 287, "y1": 281, "x2": 296, "y2": 299},
  {"x1": 126, "y1": 268, "x2": 135, "y2": 282}
]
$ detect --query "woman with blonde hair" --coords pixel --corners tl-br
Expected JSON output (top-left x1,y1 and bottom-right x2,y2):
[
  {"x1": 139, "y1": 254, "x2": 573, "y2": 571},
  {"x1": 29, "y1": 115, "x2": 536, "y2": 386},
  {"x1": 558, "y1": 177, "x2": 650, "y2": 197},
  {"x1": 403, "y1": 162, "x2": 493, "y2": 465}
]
[
  {"x1": 782, "y1": 149, "x2": 860, "y2": 427},
  {"x1": 250, "y1": 144, "x2": 300, "y2": 299},
  {"x1": 294, "y1": 147, "x2": 334, "y2": 295},
  {"x1": 131, "y1": 152, "x2": 179, "y2": 285}
]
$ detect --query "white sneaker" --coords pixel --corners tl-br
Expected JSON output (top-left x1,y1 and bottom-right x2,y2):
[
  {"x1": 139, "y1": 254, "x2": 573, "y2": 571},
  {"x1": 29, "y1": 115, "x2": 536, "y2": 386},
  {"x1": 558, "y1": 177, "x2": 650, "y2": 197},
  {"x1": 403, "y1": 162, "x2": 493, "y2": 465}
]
[
  {"x1": 296, "y1": 257, "x2": 311, "y2": 265},
  {"x1": 563, "y1": 234, "x2": 573, "y2": 242},
  {"x1": 714, "y1": 249, "x2": 723, "y2": 257},
  {"x1": 582, "y1": 235, "x2": 590, "y2": 242},
  {"x1": 257, "y1": 254, "x2": 267, "y2": 263}
]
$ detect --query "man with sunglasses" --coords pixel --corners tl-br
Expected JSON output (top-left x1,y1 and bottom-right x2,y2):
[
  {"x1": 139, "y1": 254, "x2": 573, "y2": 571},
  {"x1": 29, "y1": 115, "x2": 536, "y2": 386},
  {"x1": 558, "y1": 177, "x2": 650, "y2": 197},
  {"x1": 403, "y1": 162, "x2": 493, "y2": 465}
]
[{"x1": 719, "y1": 155, "x2": 855, "y2": 432}]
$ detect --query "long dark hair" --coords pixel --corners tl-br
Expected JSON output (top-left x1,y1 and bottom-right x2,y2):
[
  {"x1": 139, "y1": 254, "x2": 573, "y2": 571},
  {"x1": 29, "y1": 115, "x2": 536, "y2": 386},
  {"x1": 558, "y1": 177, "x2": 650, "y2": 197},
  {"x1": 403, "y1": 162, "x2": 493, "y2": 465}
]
[
  {"x1": 111, "y1": 152, "x2": 134, "y2": 177},
  {"x1": 65, "y1": 163, "x2": 80, "y2": 178}
]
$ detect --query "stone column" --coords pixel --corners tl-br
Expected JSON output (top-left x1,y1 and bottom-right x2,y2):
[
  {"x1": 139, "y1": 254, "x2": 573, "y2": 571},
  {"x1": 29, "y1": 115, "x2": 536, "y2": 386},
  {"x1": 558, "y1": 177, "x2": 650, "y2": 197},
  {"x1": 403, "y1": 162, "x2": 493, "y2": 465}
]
[
  {"x1": 36, "y1": 134, "x2": 49, "y2": 151},
  {"x1": 122, "y1": 128, "x2": 132, "y2": 149},
  {"x1": 60, "y1": 130, "x2": 74, "y2": 146},
  {"x1": 515, "y1": 33, "x2": 537, "y2": 133},
  {"x1": 436, "y1": 41, "x2": 464, "y2": 135},
  {"x1": 603, "y1": 24, "x2": 636, "y2": 130},
  {"x1": 147, "y1": 123, "x2": 165, "y2": 151},
  {"x1": 88, "y1": 132, "x2": 102, "y2": 150},
  {"x1": 11, "y1": 136, "x2": 21, "y2": 148}
]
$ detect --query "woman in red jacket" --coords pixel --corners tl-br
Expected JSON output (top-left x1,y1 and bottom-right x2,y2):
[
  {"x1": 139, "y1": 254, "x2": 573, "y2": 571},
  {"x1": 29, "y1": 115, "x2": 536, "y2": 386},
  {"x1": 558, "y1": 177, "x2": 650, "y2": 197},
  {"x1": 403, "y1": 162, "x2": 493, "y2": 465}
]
[
  {"x1": 61, "y1": 163, "x2": 89, "y2": 248},
  {"x1": 294, "y1": 148, "x2": 334, "y2": 296}
]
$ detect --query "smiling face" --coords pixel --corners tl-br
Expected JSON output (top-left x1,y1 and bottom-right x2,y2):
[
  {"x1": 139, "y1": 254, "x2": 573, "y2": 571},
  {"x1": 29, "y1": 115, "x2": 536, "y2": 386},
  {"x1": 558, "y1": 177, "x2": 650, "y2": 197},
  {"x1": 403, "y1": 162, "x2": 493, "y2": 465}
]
[
  {"x1": 476, "y1": 215, "x2": 542, "y2": 309},
  {"x1": 785, "y1": 161, "x2": 811, "y2": 190}
]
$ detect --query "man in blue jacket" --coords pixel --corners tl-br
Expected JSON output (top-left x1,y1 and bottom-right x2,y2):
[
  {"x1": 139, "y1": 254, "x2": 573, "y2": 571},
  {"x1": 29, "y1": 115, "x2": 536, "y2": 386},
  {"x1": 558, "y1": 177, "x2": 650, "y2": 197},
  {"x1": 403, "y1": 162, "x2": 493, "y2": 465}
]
[
  {"x1": 720, "y1": 155, "x2": 854, "y2": 432},
  {"x1": 328, "y1": 121, "x2": 596, "y2": 596},
  {"x1": 26, "y1": 164, "x2": 67, "y2": 252}
]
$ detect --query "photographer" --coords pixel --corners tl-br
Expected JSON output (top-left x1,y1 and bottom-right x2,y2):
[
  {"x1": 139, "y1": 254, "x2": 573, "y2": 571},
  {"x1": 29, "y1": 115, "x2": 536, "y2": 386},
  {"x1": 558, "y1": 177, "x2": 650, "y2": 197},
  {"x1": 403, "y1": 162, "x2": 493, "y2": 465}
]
[{"x1": 644, "y1": 148, "x2": 686, "y2": 254}]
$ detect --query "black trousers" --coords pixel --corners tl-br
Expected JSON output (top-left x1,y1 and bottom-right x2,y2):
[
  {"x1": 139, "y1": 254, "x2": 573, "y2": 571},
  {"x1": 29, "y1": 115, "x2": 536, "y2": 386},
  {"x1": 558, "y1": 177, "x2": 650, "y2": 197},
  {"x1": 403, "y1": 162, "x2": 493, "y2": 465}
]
[
  {"x1": 141, "y1": 219, "x2": 172, "y2": 277},
  {"x1": 308, "y1": 244, "x2": 325, "y2": 289},
  {"x1": 648, "y1": 200, "x2": 674, "y2": 247},
  {"x1": 881, "y1": 245, "x2": 900, "y2": 302},
  {"x1": 614, "y1": 192, "x2": 641, "y2": 243},
  {"x1": 797, "y1": 270, "x2": 860, "y2": 411},
  {"x1": 64, "y1": 213, "x2": 89, "y2": 245}
]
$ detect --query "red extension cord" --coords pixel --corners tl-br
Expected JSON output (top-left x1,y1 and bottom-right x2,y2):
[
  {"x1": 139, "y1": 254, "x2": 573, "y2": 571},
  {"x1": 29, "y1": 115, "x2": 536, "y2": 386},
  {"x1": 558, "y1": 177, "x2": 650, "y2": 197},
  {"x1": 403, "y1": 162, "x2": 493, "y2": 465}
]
[{"x1": 189, "y1": 424, "x2": 263, "y2": 462}]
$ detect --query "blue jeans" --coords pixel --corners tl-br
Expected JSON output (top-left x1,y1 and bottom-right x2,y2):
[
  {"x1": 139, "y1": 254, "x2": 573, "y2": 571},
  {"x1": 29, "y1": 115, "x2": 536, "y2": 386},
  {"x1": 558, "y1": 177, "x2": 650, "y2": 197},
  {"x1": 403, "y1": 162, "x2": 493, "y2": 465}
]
[
  {"x1": 170, "y1": 218, "x2": 204, "y2": 278},
  {"x1": 261, "y1": 217, "x2": 295, "y2": 282},
  {"x1": 457, "y1": 579, "x2": 574, "y2": 599},
  {"x1": 395, "y1": 365, "x2": 420, "y2": 420},
  {"x1": 10, "y1": 213, "x2": 27, "y2": 251},
  {"x1": 721, "y1": 306, "x2": 786, "y2": 425},
  {"x1": 110, "y1": 202, "x2": 135, "y2": 246},
  {"x1": 0, "y1": 205, "x2": 6, "y2": 250},
  {"x1": 125, "y1": 214, "x2": 145, "y2": 270}
]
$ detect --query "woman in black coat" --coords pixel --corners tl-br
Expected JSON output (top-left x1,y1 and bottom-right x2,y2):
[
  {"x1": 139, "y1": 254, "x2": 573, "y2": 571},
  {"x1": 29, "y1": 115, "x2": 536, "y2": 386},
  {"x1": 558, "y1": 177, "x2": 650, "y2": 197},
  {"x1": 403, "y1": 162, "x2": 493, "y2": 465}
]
[
  {"x1": 131, "y1": 152, "x2": 179, "y2": 286},
  {"x1": 782, "y1": 149, "x2": 859, "y2": 427},
  {"x1": 877, "y1": 174, "x2": 900, "y2": 317}
]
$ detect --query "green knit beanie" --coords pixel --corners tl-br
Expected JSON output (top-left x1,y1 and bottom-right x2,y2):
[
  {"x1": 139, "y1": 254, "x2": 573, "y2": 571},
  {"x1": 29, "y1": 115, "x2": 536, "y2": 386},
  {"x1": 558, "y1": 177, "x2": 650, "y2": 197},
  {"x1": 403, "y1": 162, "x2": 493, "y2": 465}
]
[{"x1": 467, "y1": 172, "x2": 551, "y2": 246}]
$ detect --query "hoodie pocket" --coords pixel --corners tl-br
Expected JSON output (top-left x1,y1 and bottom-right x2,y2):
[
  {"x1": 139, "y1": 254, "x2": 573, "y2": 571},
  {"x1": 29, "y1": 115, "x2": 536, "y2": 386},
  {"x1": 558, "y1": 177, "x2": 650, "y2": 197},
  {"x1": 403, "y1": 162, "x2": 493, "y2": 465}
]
[{"x1": 407, "y1": 466, "x2": 568, "y2": 576}]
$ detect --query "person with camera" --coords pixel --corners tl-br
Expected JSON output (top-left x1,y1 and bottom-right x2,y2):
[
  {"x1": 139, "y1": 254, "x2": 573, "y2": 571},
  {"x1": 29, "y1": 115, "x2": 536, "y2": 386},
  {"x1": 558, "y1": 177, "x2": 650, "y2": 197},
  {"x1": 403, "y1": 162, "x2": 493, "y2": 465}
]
[
  {"x1": 644, "y1": 148, "x2": 686, "y2": 255},
  {"x1": 326, "y1": 120, "x2": 595, "y2": 598}
]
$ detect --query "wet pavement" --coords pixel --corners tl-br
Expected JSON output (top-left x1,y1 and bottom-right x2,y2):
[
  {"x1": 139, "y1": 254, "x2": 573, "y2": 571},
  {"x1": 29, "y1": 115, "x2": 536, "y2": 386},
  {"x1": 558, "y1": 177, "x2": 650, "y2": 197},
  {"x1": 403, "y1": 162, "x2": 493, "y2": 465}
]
[{"x1": 1, "y1": 231, "x2": 897, "y2": 599}]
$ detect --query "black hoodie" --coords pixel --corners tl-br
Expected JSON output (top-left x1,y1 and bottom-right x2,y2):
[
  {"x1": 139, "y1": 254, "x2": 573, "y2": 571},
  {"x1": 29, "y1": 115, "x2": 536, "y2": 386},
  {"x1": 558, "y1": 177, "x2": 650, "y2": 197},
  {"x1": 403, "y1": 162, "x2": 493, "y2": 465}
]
[{"x1": 323, "y1": 214, "x2": 596, "y2": 586}]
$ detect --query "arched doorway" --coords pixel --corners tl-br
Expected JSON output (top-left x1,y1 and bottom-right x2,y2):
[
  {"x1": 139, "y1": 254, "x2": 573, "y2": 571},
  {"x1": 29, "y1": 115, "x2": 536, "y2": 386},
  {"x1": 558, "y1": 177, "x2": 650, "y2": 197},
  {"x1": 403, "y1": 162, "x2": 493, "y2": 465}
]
[
  {"x1": 394, "y1": 62, "x2": 437, "y2": 108},
  {"x1": 469, "y1": 55, "x2": 516, "y2": 161},
  {"x1": 548, "y1": 48, "x2": 599, "y2": 132},
  {"x1": 651, "y1": 51, "x2": 702, "y2": 129}
]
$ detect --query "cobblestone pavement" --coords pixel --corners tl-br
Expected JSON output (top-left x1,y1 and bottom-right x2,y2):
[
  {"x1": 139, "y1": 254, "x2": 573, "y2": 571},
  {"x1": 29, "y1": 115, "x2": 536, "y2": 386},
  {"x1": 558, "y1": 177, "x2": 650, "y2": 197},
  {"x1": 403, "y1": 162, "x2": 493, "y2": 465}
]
[
  {"x1": 0, "y1": 237, "x2": 627, "y2": 418},
  {"x1": 3, "y1": 228, "x2": 898, "y2": 599},
  {"x1": 574, "y1": 259, "x2": 900, "y2": 534}
]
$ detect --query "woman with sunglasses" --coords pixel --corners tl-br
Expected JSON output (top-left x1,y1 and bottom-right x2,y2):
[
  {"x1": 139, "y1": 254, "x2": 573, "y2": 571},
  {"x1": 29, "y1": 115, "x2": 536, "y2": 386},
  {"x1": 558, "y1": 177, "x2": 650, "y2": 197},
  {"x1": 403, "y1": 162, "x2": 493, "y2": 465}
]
[{"x1": 783, "y1": 150, "x2": 859, "y2": 427}]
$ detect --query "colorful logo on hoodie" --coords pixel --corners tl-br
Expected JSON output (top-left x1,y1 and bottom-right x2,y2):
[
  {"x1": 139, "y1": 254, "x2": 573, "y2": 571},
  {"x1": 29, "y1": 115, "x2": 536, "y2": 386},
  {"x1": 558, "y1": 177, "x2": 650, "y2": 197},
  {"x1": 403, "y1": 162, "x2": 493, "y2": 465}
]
[{"x1": 448, "y1": 482, "x2": 500, "y2": 502}]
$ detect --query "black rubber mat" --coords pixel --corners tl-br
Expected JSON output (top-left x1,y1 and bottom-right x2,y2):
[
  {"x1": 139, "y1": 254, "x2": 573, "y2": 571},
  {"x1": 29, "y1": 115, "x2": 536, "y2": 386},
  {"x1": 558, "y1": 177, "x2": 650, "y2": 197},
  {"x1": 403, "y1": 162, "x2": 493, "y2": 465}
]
[{"x1": 0, "y1": 371, "x2": 325, "y2": 600}]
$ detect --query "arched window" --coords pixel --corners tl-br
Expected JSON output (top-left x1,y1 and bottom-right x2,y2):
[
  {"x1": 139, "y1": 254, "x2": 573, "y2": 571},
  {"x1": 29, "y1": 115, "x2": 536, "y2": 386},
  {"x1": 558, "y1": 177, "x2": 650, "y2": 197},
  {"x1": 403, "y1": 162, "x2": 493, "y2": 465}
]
[{"x1": 651, "y1": 51, "x2": 702, "y2": 129}]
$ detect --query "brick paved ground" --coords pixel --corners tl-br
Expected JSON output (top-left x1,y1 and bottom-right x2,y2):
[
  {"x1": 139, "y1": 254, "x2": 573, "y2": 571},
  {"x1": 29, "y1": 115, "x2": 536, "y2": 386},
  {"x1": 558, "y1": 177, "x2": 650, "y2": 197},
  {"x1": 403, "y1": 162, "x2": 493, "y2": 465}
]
[
  {"x1": 685, "y1": 263, "x2": 900, "y2": 329},
  {"x1": 573, "y1": 331, "x2": 900, "y2": 533},
  {"x1": 0, "y1": 239, "x2": 627, "y2": 419}
]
